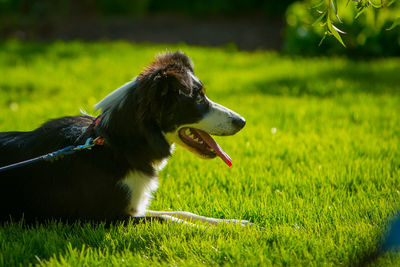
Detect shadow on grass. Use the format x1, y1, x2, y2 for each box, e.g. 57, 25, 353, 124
242, 63, 400, 97
0, 42, 51, 63
0, 41, 101, 64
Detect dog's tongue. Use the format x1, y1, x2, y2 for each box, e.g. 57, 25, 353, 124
195, 129, 232, 167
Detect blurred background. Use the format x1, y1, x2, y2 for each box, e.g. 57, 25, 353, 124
0, 0, 399, 56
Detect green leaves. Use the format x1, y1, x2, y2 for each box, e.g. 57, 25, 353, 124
314, 0, 346, 47
312, 12, 326, 27
328, 20, 346, 47
386, 17, 400, 30
354, 0, 371, 19
331, 0, 342, 22
312, 0, 398, 47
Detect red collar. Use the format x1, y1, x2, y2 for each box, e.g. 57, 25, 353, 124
93, 136, 105, 146
93, 116, 105, 145
93, 115, 102, 130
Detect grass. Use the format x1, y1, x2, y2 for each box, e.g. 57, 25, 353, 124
0, 40, 399, 266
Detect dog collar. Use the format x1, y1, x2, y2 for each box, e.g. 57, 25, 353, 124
92, 116, 105, 145
93, 136, 105, 146
93, 115, 102, 130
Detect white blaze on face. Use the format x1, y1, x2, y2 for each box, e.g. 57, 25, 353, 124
192, 97, 243, 136
189, 72, 201, 85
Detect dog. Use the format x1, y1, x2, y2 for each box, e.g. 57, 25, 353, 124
0, 52, 248, 226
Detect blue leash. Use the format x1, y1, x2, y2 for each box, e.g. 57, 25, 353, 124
0, 137, 103, 173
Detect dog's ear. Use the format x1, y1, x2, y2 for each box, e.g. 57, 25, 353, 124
154, 69, 188, 97
153, 72, 169, 97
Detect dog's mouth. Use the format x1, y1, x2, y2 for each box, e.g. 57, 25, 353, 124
178, 127, 232, 167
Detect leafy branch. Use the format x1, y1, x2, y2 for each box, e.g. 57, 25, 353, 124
312, 0, 398, 46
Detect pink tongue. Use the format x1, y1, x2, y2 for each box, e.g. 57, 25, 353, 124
195, 129, 232, 167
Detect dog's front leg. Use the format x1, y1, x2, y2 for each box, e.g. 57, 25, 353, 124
128, 214, 196, 226
146, 210, 252, 226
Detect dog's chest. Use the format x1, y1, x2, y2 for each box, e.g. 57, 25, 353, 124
118, 156, 170, 217
119, 172, 159, 216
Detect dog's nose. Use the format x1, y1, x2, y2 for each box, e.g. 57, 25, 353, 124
232, 116, 246, 130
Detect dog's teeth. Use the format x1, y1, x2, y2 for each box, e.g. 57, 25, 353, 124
194, 138, 199, 142
190, 134, 195, 138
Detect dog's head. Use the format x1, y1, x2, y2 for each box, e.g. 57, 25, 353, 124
140, 52, 245, 166
95, 52, 245, 166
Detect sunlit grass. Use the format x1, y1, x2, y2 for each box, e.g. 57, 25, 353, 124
0, 41, 399, 266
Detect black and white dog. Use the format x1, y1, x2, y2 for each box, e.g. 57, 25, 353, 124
0, 52, 248, 225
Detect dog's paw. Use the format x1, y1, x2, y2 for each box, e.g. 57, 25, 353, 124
222, 219, 254, 227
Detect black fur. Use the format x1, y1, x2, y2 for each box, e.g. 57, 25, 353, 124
0, 52, 210, 223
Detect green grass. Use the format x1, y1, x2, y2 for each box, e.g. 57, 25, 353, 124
0, 40, 399, 266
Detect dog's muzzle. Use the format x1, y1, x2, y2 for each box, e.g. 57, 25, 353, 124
175, 98, 246, 167
193, 98, 246, 136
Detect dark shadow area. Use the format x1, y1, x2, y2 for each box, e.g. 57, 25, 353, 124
0, 0, 294, 51
0, 40, 105, 62
0, 42, 51, 62
1, 16, 284, 51
242, 63, 400, 97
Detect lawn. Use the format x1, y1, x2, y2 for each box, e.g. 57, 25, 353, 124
0, 40, 399, 266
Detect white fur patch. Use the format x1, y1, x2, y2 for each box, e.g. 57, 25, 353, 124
153, 144, 174, 171
119, 172, 159, 216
